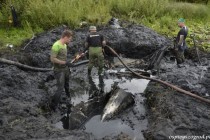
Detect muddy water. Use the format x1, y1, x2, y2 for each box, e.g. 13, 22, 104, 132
85, 115, 134, 139
84, 76, 149, 139
56, 68, 149, 139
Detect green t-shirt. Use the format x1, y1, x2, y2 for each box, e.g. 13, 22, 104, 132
51, 40, 67, 69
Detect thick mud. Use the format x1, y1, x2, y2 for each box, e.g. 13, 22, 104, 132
144, 53, 210, 139
55, 72, 149, 139
1, 23, 210, 140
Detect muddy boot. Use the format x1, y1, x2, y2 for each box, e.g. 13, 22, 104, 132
99, 75, 104, 93
49, 101, 57, 112
66, 91, 71, 98
66, 97, 72, 104
88, 69, 91, 75
66, 101, 72, 110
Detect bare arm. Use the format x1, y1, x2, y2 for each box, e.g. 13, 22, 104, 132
50, 55, 66, 65
178, 35, 184, 46
102, 40, 106, 46
85, 42, 89, 49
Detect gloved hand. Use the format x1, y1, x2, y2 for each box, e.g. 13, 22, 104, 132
66, 61, 75, 67
83, 47, 88, 54
80, 52, 85, 57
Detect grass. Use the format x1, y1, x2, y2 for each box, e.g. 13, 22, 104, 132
0, 0, 209, 50
21, 0, 112, 29
0, 28, 31, 48
0, 26, 43, 50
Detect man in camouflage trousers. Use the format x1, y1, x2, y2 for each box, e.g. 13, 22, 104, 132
85, 26, 106, 76
175, 18, 188, 68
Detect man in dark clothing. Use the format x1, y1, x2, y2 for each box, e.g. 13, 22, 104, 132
175, 18, 188, 67
50, 30, 74, 111
10, 5, 18, 27
85, 26, 106, 76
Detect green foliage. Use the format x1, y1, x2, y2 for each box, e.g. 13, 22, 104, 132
0, 11, 3, 24
1, 0, 176, 29
0, 2, 10, 27
111, 0, 169, 19
172, 0, 208, 4
0, 26, 43, 49
189, 22, 210, 51
0, 0, 209, 51
21, 0, 111, 29
164, 2, 210, 21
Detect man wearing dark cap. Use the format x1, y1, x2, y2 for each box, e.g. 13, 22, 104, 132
175, 18, 188, 67
85, 26, 106, 76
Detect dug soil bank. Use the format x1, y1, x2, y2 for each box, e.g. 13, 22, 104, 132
0, 23, 210, 140
145, 52, 210, 139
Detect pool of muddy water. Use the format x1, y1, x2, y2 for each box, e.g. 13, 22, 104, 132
56, 68, 150, 139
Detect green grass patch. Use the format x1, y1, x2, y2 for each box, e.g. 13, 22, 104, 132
0, 0, 209, 50
0, 26, 43, 49
21, 0, 112, 29
165, 2, 210, 20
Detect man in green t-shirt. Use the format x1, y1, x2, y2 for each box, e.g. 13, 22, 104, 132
50, 30, 73, 111
175, 18, 188, 68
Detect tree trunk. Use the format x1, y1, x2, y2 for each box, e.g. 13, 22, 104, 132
0, 58, 89, 72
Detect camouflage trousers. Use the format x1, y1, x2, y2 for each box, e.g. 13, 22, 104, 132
51, 66, 70, 109
88, 47, 104, 75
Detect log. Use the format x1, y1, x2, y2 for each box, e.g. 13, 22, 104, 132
0, 58, 52, 72
105, 45, 210, 104
0, 58, 89, 72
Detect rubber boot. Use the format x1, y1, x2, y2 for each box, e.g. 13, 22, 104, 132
88, 69, 91, 75
66, 92, 70, 98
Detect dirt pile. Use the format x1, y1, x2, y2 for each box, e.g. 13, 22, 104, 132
144, 53, 210, 139
1, 23, 209, 140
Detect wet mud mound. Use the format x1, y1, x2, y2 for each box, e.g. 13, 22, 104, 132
0, 23, 169, 140
144, 53, 210, 139
12, 24, 171, 68
1, 22, 210, 140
